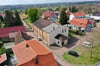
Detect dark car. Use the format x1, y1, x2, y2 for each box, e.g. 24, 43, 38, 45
68, 51, 79, 57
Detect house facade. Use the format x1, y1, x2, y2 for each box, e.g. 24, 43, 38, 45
12, 40, 57, 66
70, 18, 92, 32
32, 19, 68, 47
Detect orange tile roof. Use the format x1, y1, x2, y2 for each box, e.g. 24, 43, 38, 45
70, 18, 89, 28
0, 53, 7, 64
12, 40, 57, 66
72, 12, 86, 16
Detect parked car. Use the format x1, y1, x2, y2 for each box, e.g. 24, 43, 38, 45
82, 42, 92, 48
68, 51, 79, 57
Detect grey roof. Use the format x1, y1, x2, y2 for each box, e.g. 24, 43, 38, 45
42, 23, 60, 33
33, 19, 52, 29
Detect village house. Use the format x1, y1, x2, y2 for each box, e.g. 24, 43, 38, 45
69, 12, 86, 21
42, 11, 59, 22
32, 19, 68, 47
12, 40, 57, 66
70, 18, 92, 32
0, 53, 7, 66
0, 26, 25, 42
86, 12, 100, 21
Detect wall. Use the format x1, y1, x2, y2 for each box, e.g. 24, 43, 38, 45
69, 14, 75, 21
49, 25, 68, 45
32, 25, 49, 45
85, 24, 92, 32
1, 37, 11, 42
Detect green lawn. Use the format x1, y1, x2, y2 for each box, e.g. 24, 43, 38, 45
63, 44, 100, 65
63, 30, 100, 65
24, 18, 32, 28
0, 21, 5, 28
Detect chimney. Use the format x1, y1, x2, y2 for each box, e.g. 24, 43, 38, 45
26, 43, 29, 47
12, 30, 15, 32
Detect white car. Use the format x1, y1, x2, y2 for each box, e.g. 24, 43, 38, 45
82, 42, 92, 48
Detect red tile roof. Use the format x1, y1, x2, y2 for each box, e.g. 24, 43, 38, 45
0, 13, 5, 17
43, 11, 55, 18
0, 26, 25, 38
70, 18, 89, 28
72, 12, 86, 16
12, 40, 57, 66
0, 53, 7, 64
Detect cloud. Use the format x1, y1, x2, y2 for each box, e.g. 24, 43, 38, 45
0, 0, 96, 5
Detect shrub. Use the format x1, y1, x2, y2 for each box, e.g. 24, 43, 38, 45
68, 33, 74, 37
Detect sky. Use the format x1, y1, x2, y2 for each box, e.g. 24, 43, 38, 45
0, 0, 98, 5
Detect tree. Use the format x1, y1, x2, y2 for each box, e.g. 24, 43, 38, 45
28, 8, 41, 23
59, 7, 69, 25
0, 16, 3, 21
4, 10, 16, 27
69, 6, 78, 13
15, 10, 23, 26
4, 10, 23, 27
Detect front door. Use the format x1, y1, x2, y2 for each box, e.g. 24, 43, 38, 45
62, 42, 64, 46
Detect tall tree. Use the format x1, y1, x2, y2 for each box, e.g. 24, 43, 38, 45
69, 6, 78, 13
4, 10, 16, 27
0, 16, 3, 21
15, 10, 23, 26
28, 8, 40, 23
59, 7, 69, 25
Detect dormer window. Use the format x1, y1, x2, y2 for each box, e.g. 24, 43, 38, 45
26, 43, 29, 47
34, 56, 38, 64
80, 23, 82, 25
12, 30, 15, 32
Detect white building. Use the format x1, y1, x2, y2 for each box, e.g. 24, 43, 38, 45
69, 12, 86, 21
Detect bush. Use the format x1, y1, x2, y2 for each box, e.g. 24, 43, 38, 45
69, 29, 78, 33
0, 47, 7, 55
68, 33, 74, 37
69, 29, 85, 36
76, 31, 85, 36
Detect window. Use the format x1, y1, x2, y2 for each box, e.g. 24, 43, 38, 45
65, 28, 66, 32
80, 23, 82, 25
58, 41, 59, 44
34, 56, 38, 64
62, 29, 64, 33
